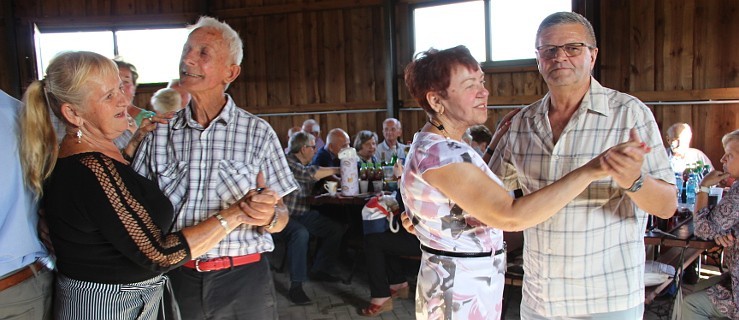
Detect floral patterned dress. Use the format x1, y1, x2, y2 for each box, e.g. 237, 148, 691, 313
401, 132, 507, 320
693, 182, 739, 319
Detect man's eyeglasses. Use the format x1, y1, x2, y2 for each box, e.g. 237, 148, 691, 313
536, 43, 593, 60
305, 145, 316, 149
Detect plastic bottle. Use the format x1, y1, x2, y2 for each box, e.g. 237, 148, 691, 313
686, 173, 698, 206
675, 173, 684, 204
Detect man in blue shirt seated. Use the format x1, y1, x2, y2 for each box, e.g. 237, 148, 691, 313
281, 131, 345, 304
311, 128, 349, 167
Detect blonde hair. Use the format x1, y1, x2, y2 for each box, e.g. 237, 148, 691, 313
150, 88, 182, 113
20, 51, 118, 197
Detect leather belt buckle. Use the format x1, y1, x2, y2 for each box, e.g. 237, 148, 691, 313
194, 259, 204, 272
184, 254, 260, 272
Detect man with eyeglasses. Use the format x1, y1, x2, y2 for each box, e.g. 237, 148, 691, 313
280, 131, 344, 304
489, 12, 676, 319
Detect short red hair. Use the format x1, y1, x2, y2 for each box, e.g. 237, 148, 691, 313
403, 45, 480, 115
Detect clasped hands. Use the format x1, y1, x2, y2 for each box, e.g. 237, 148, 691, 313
223, 171, 282, 228
591, 128, 652, 188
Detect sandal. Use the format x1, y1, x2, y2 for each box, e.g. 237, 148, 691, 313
390, 286, 410, 299
359, 298, 393, 317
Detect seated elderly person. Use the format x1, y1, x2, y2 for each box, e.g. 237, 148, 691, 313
681, 129, 739, 319
355, 130, 379, 165
302, 119, 325, 150
375, 118, 406, 164
360, 184, 421, 316
281, 132, 344, 304
666, 122, 713, 173
311, 128, 349, 167
284, 125, 301, 154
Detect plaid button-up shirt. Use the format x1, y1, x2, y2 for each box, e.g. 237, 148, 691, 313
490, 78, 674, 317
283, 153, 318, 217
132, 95, 298, 259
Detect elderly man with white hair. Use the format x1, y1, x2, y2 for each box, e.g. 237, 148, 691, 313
133, 16, 298, 319
375, 118, 406, 164
666, 122, 713, 174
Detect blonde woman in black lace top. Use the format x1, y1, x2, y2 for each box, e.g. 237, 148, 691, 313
19, 51, 279, 319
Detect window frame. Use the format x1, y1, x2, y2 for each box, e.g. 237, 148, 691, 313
33, 22, 189, 85
409, 0, 575, 70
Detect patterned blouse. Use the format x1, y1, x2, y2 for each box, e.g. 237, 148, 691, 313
694, 182, 739, 319
401, 131, 504, 254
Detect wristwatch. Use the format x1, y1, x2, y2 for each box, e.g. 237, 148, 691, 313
624, 174, 644, 193
265, 212, 279, 230
698, 186, 711, 194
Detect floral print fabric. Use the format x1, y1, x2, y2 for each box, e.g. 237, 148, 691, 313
401, 131, 506, 319
694, 182, 739, 319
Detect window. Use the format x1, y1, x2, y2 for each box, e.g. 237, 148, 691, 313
413, 0, 572, 63
413, 2, 486, 61
34, 27, 190, 84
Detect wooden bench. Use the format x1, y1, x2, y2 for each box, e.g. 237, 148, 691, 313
644, 246, 703, 304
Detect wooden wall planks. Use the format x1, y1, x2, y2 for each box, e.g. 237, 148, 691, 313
1, 0, 738, 160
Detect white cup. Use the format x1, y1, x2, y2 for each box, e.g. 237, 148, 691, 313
359, 180, 369, 194
324, 181, 338, 196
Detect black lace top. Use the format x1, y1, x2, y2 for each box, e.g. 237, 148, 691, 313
44, 152, 191, 284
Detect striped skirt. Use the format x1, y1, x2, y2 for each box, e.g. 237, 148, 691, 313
54, 273, 169, 320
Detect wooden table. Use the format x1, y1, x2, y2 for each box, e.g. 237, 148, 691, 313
643, 215, 719, 304
308, 193, 375, 206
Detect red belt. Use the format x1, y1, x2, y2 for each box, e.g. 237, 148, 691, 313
0, 261, 44, 291
182, 253, 261, 272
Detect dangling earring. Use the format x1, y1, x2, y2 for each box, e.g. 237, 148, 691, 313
76, 129, 82, 144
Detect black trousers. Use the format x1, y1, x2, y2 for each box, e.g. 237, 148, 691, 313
363, 229, 421, 298
168, 258, 277, 320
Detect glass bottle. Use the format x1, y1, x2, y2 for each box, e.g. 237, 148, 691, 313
675, 173, 684, 204
359, 163, 367, 181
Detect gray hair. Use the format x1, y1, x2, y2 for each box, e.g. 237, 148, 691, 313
288, 131, 315, 154
722, 130, 739, 147
536, 12, 597, 48
189, 16, 243, 65
150, 88, 182, 113
383, 117, 401, 128
302, 119, 320, 133
353, 130, 378, 150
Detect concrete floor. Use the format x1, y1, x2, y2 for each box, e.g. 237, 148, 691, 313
267, 245, 714, 320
